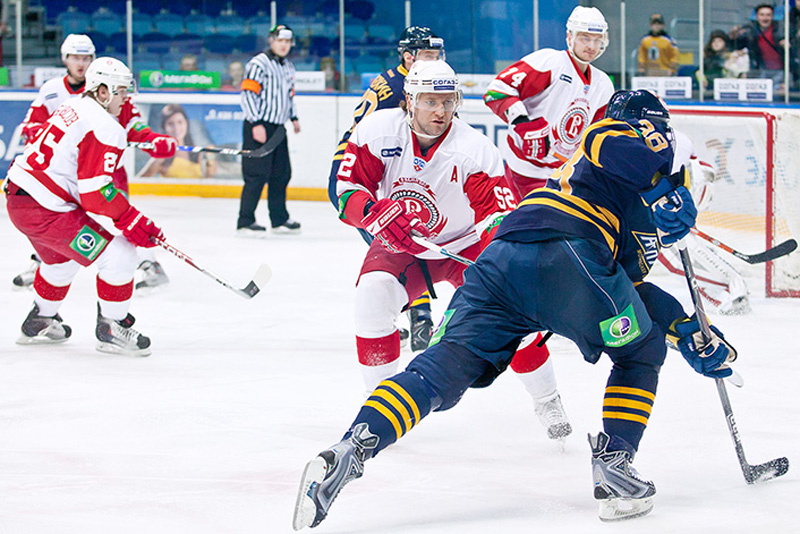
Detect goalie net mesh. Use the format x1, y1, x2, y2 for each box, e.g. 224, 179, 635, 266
670, 107, 800, 298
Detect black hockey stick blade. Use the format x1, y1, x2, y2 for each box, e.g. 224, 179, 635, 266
247, 125, 287, 158
744, 457, 790, 484
738, 238, 797, 264
238, 264, 273, 298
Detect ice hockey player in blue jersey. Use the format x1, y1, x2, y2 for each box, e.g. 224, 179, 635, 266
293, 90, 738, 529
327, 26, 446, 352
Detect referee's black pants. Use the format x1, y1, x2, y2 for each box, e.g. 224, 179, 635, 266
238, 121, 291, 229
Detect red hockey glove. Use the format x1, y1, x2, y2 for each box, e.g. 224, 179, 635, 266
22, 123, 45, 144
143, 135, 178, 158
507, 117, 550, 162
361, 199, 430, 255
115, 206, 164, 248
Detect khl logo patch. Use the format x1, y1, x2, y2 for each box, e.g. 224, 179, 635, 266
413, 157, 426, 172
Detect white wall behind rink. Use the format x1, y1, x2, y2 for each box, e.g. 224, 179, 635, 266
128, 91, 508, 191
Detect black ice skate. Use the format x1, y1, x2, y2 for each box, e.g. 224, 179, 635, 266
135, 260, 169, 292
293, 423, 378, 530
96, 306, 152, 357
535, 393, 573, 442
12, 254, 40, 289
408, 307, 433, 351
16, 303, 72, 345
589, 431, 655, 521
272, 218, 302, 235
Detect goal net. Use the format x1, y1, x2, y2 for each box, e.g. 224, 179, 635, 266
670, 107, 800, 297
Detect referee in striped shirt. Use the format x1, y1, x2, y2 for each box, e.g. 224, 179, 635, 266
237, 24, 302, 236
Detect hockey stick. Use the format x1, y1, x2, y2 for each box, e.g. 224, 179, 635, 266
690, 228, 797, 264
130, 125, 287, 158
677, 240, 789, 484
152, 237, 272, 299
411, 233, 554, 347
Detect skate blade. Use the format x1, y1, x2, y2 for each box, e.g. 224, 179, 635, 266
134, 282, 169, 296
598, 496, 654, 522
96, 341, 152, 357
16, 334, 69, 345
236, 229, 268, 239
293, 457, 327, 531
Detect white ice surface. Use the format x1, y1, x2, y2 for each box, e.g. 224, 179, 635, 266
1, 196, 798, 534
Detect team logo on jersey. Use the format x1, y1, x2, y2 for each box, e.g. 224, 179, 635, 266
632, 231, 660, 270
413, 157, 426, 172
599, 304, 642, 347
558, 107, 590, 145
381, 147, 403, 158
559, 74, 573, 84
100, 183, 117, 201
390, 189, 446, 236
584, 84, 590, 94
69, 226, 108, 261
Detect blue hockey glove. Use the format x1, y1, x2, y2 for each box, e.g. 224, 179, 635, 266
669, 316, 737, 378
641, 167, 698, 246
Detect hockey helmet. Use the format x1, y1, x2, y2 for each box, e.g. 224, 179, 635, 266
269, 24, 295, 44
604, 90, 670, 126
566, 6, 609, 61
61, 34, 96, 62
85, 57, 133, 95
404, 59, 461, 107
398, 26, 445, 59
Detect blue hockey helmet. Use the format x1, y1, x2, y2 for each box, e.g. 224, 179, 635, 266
604, 90, 670, 125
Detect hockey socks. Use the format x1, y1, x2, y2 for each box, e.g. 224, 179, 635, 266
357, 331, 401, 392
346, 371, 434, 457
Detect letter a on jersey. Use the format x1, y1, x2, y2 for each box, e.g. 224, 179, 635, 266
450, 166, 458, 182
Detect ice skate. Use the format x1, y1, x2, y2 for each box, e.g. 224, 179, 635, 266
96, 306, 151, 357
718, 294, 751, 316
12, 254, 40, 289
293, 423, 378, 530
408, 307, 433, 352
236, 223, 267, 238
399, 327, 410, 348
135, 260, 169, 292
16, 303, 72, 345
535, 393, 572, 442
589, 432, 655, 521
272, 218, 302, 234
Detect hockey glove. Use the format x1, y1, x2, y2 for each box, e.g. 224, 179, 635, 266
669, 315, 737, 378
22, 123, 45, 144
641, 167, 697, 246
115, 206, 164, 248
361, 199, 430, 255
507, 117, 550, 163
143, 135, 178, 158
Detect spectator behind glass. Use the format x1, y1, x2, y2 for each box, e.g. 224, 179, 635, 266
701, 30, 733, 88
139, 104, 217, 178
638, 13, 680, 76
319, 56, 340, 91
731, 3, 785, 84
222, 60, 244, 91
179, 54, 199, 71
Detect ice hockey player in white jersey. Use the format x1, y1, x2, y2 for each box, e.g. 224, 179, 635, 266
658, 130, 751, 315
12, 34, 176, 293
5, 57, 164, 356
335, 59, 517, 394
480, 5, 614, 443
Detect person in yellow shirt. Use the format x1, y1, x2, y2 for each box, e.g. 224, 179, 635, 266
638, 14, 679, 76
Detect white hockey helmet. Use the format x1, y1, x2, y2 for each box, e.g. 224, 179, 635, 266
61, 34, 96, 62
85, 57, 133, 97
404, 59, 462, 110
566, 6, 609, 62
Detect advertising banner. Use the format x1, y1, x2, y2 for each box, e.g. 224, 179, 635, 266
714, 78, 773, 102
140, 70, 222, 90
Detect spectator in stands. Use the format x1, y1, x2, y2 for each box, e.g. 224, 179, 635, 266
701, 29, 733, 88
179, 54, 199, 71
139, 104, 216, 178
320, 56, 340, 91
638, 13, 679, 76
731, 3, 785, 84
222, 60, 244, 90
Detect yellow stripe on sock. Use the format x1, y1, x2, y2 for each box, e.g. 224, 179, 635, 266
364, 400, 403, 440
371, 389, 413, 433
603, 410, 650, 426
605, 386, 656, 402
380, 380, 421, 424
410, 294, 431, 307
603, 397, 653, 415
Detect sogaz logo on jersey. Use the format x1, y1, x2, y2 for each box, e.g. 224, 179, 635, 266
599, 304, 642, 347
413, 157, 426, 172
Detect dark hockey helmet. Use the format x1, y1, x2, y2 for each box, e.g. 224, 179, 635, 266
604, 90, 670, 125
398, 26, 445, 58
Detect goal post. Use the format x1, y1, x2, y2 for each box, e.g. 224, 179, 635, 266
670, 106, 800, 298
